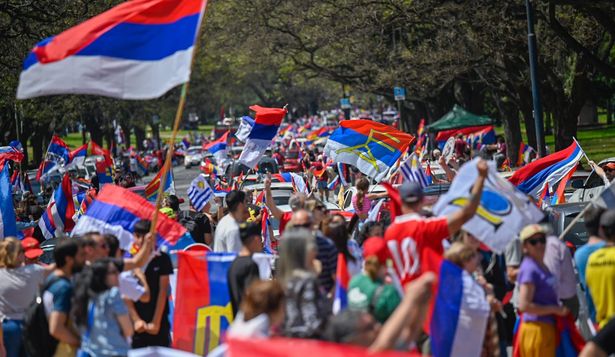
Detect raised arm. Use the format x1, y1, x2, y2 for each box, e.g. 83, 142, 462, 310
446, 159, 488, 236
264, 174, 284, 220
123, 232, 154, 271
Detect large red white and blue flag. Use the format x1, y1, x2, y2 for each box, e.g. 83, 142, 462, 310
324, 120, 414, 182
509, 141, 584, 198
36, 135, 71, 182
17, 0, 207, 100
238, 105, 287, 168
72, 184, 186, 249
173, 251, 235, 355
203, 131, 229, 166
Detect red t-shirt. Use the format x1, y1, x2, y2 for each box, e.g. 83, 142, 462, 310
279, 211, 293, 235
384, 213, 449, 287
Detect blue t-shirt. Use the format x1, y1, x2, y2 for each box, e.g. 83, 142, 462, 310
575, 241, 606, 321
81, 287, 130, 357
43, 275, 72, 316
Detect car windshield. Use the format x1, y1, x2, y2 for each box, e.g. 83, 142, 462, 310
188, 148, 202, 155
563, 214, 588, 244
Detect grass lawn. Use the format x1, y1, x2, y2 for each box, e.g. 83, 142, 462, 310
62, 124, 214, 149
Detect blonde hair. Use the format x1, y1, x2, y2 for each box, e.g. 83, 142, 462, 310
444, 242, 477, 268
0, 238, 24, 269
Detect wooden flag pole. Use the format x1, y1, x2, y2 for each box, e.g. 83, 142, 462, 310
149, 2, 207, 235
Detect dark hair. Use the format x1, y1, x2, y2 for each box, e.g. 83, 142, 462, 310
357, 221, 383, 246
104, 234, 120, 257
325, 221, 355, 262
355, 178, 369, 211
239, 222, 261, 246
133, 219, 151, 235
240, 280, 285, 321
585, 205, 605, 237
325, 310, 367, 343
71, 258, 115, 327
226, 190, 246, 213
54, 239, 79, 268
166, 195, 180, 212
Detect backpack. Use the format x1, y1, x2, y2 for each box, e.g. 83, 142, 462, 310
22, 275, 69, 357
179, 210, 210, 244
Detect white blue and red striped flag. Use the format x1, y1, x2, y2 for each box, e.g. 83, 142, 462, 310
509, 141, 584, 198
0, 165, 17, 239
39, 173, 76, 239
72, 184, 186, 250
17, 0, 206, 100
203, 131, 229, 166
238, 105, 287, 168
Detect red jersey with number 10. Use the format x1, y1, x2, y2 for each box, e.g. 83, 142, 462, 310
384, 213, 449, 287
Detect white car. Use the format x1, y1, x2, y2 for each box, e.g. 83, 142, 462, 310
184, 146, 204, 169
249, 182, 295, 206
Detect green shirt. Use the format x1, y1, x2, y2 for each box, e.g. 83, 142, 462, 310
347, 273, 401, 323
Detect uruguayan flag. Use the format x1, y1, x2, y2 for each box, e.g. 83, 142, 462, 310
187, 174, 213, 212
399, 153, 429, 188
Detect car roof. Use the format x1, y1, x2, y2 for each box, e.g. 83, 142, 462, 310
248, 182, 295, 191
546, 201, 586, 213
187, 146, 202, 150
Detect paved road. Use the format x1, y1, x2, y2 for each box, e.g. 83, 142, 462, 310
171, 165, 198, 204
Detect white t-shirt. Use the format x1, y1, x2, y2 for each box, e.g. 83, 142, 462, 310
0, 264, 46, 320
119, 271, 146, 301
213, 214, 241, 253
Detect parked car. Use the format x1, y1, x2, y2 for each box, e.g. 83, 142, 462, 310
185, 146, 205, 169
545, 202, 588, 247
569, 158, 615, 203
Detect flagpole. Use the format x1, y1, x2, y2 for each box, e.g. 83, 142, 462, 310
149, 4, 207, 235
573, 137, 591, 164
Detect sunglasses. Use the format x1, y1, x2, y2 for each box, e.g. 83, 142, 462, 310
526, 236, 546, 246
294, 222, 313, 229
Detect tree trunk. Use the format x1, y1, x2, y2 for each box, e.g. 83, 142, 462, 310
121, 123, 132, 150
496, 97, 522, 166
134, 126, 146, 151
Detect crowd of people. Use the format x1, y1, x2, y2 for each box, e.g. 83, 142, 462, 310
2, 130, 615, 357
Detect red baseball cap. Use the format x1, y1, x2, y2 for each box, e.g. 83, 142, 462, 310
21, 237, 43, 260
362, 237, 389, 264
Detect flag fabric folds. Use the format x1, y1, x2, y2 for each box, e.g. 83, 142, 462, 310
173, 251, 235, 356
433, 159, 543, 253
187, 174, 213, 212
39, 173, 76, 239
238, 105, 287, 168
37, 135, 70, 181
235, 116, 255, 142
17, 0, 206, 100
0, 146, 24, 171
145, 168, 175, 202
512, 314, 584, 357
399, 153, 430, 188
332, 253, 350, 315
324, 120, 414, 182
203, 131, 229, 165
72, 185, 186, 249
509, 141, 584, 198
0, 165, 17, 239
430, 260, 490, 357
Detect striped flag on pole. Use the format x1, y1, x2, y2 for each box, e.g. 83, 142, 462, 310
399, 153, 430, 188
186, 174, 213, 212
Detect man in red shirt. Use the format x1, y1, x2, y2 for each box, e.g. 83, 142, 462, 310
385, 159, 488, 288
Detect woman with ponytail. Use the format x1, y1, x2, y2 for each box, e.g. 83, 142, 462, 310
71, 258, 133, 357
